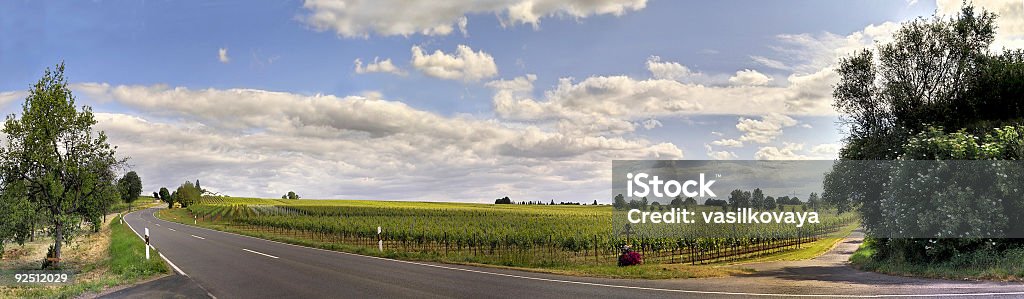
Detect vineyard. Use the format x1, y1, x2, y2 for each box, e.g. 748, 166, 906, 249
175, 197, 857, 267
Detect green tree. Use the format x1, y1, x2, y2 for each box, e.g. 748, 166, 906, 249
764, 196, 776, 211
0, 63, 124, 267
286, 191, 300, 200
117, 171, 143, 212
612, 194, 626, 209
751, 188, 765, 210
175, 181, 201, 208
669, 195, 683, 207
159, 187, 172, 208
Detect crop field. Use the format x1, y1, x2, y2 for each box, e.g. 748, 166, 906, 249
174, 197, 857, 268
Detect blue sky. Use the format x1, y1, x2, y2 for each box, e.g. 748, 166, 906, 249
0, 0, 1017, 202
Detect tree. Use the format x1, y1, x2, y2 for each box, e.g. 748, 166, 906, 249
494, 196, 512, 204
669, 195, 683, 207
152, 192, 159, 199
751, 188, 765, 210
0, 62, 124, 267
549, 199, 555, 205
684, 197, 697, 207
175, 181, 201, 208
117, 171, 143, 212
612, 194, 626, 209
195, 179, 203, 195
159, 187, 172, 208
728, 189, 750, 209
764, 196, 777, 211
285, 191, 300, 200
593, 200, 598, 205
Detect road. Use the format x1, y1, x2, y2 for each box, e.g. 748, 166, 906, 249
112, 208, 1024, 298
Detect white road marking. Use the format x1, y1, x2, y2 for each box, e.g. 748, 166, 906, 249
168, 228, 176, 232
191, 235, 205, 240
242, 248, 279, 259
123, 211, 187, 277
155, 223, 161, 227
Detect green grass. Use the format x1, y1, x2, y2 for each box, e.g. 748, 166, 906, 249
1, 216, 168, 299
849, 238, 1024, 281
715, 221, 859, 265
109, 217, 169, 279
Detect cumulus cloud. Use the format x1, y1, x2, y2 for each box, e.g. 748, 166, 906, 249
710, 138, 743, 148
705, 144, 738, 160
68, 83, 680, 202
646, 56, 697, 81
640, 119, 662, 130
411, 45, 498, 82
728, 69, 772, 86
937, 0, 1024, 50
354, 57, 406, 75
754, 142, 841, 160
218, 48, 230, 63
736, 113, 798, 144
299, 0, 647, 37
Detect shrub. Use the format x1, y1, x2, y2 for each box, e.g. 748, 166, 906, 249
618, 246, 643, 266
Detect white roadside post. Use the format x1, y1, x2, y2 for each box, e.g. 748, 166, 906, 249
194, 215, 197, 225
145, 227, 150, 260
377, 226, 383, 252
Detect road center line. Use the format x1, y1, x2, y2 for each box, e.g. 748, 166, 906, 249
242, 248, 279, 259
168, 228, 176, 232
191, 235, 205, 240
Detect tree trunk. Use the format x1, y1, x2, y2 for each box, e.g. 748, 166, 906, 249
52, 220, 63, 268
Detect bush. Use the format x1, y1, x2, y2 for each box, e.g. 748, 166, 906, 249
617, 246, 643, 266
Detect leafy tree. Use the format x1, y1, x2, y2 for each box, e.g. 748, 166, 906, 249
764, 196, 776, 211
592, 200, 598, 205
152, 191, 159, 199
728, 189, 750, 209
494, 196, 512, 204
751, 188, 765, 210
669, 195, 683, 207
159, 187, 172, 208
684, 197, 697, 207
117, 171, 143, 212
175, 181, 201, 208
612, 194, 626, 209
286, 191, 300, 200
0, 62, 124, 267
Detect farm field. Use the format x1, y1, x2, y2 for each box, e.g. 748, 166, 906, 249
156, 196, 857, 278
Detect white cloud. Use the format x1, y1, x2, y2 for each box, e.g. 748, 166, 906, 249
736, 113, 798, 144
218, 48, 230, 64
69, 83, 681, 202
354, 57, 407, 75
411, 45, 498, 82
640, 118, 662, 130
705, 144, 738, 160
728, 69, 772, 86
754, 142, 808, 160
710, 138, 743, 148
458, 16, 469, 37
299, 0, 647, 37
486, 74, 537, 95
646, 56, 697, 81
0, 91, 26, 108
937, 0, 1024, 50
809, 143, 841, 156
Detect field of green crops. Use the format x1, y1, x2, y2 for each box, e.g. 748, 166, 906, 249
173, 196, 856, 268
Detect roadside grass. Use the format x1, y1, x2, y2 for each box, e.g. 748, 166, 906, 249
160, 208, 851, 279
850, 238, 1024, 281
0, 215, 168, 298
109, 216, 169, 280
713, 221, 860, 266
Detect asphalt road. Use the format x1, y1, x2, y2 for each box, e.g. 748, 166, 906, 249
114, 208, 1024, 299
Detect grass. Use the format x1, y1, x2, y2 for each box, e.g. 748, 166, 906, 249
109, 217, 169, 279
849, 238, 1024, 281
0, 215, 168, 298
714, 221, 860, 265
